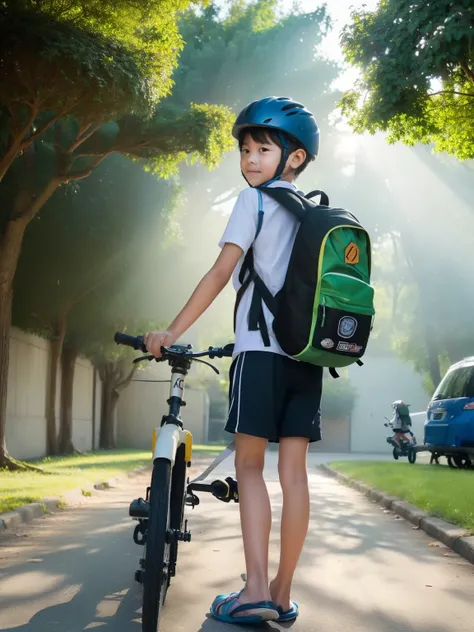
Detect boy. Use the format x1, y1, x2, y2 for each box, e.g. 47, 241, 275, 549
145, 97, 322, 624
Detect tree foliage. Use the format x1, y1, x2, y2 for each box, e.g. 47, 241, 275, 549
0, 3, 234, 466
12, 154, 177, 335
3, 0, 196, 97
340, 0, 474, 160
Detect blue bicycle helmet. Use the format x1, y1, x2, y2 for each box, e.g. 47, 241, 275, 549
232, 96, 319, 159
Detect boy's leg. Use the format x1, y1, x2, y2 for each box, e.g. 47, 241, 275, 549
234, 433, 272, 604
219, 351, 286, 611
270, 359, 322, 612
270, 437, 310, 611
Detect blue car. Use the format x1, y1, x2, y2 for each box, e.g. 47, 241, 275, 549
425, 357, 474, 468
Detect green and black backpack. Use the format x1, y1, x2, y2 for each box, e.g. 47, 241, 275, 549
234, 186, 375, 377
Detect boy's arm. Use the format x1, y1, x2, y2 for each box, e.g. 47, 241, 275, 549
145, 242, 243, 357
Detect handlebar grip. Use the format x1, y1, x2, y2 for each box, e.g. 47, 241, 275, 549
114, 332, 147, 352
221, 343, 234, 358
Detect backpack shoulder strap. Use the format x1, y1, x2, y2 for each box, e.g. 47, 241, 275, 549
255, 189, 264, 238
258, 186, 330, 219
306, 189, 329, 206
257, 186, 308, 221
233, 189, 275, 347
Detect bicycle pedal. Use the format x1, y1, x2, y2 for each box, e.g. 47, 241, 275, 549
167, 528, 192, 543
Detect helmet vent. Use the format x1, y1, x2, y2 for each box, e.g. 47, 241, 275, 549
282, 102, 303, 111
263, 117, 272, 123
285, 111, 298, 116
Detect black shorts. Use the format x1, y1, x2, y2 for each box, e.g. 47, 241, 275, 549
225, 351, 323, 443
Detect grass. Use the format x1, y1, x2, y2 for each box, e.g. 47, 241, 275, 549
329, 461, 474, 533
192, 444, 227, 457
0, 445, 226, 514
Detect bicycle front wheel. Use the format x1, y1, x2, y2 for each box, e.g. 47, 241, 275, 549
142, 458, 171, 632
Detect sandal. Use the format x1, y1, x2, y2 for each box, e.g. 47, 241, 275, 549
277, 600, 299, 622
210, 591, 279, 624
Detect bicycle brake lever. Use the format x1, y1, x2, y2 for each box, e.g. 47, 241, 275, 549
133, 355, 156, 364
193, 358, 219, 374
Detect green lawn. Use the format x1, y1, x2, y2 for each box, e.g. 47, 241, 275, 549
0, 445, 225, 514
329, 461, 474, 533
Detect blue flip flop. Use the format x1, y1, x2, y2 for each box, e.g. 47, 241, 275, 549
210, 591, 279, 624
277, 600, 299, 622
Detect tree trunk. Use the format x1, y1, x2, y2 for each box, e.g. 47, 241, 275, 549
0, 215, 30, 469
0, 112, 37, 182
100, 376, 118, 449
45, 312, 68, 455
98, 362, 137, 450
0, 284, 12, 468
58, 345, 78, 455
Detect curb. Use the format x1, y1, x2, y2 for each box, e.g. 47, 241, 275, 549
319, 463, 474, 565
0, 464, 149, 533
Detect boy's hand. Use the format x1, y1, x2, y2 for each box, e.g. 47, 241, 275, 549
144, 330, 176, 359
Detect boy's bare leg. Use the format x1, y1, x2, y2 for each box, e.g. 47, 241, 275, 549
270, 437, 310, 611
234, 433, 273, 604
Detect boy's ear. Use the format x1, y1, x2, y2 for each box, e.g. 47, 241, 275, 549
288, 148, 307, 169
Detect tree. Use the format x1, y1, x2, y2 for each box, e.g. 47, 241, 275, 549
12, 153, 177, 454
66, 279, 173, 450
340, 0, 474, 160
0, 7, 233, 468
3, 0, 195, 98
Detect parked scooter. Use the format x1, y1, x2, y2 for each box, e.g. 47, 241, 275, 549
384, 418, 417, 464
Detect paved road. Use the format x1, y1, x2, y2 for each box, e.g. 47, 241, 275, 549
0, 452, 472, 632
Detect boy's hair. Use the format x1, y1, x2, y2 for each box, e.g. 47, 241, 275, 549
238, 127, 312, 177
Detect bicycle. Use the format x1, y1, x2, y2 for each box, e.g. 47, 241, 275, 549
114, 332, 239, 632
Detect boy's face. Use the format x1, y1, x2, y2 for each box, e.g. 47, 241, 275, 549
240, 132, 283, 187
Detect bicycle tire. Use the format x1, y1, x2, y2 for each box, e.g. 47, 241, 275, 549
169, 444, 187, 584
142, 458, 171, 632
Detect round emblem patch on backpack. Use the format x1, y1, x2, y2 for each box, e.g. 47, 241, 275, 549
338, 316, 358, 339
321, 338, 334, 349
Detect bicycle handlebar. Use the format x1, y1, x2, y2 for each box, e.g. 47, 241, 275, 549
114, 332, 148, 352
114, 332, 234, 360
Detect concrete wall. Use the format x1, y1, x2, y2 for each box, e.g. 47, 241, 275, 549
6, 328, 98, 460
348, 351, 429, 453
311, 418, 350, 453
5, 329, 429, 458
117, 362, 210, 450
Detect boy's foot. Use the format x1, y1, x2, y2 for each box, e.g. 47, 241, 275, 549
269, 579, 291, 612
277, 600, 299, 622
210, 591, 279, 624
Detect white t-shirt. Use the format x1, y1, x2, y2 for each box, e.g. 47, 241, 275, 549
219, 180, 302, 358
